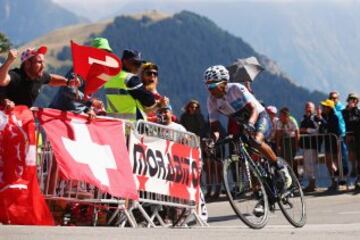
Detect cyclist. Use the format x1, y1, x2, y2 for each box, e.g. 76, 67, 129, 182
204, 65, 292, 190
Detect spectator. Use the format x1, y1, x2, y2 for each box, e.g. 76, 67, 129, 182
180, 99, 207, 138
275, 107, 300, 176
0, 98, 14, 112
155, 104, 208, 224
0, 47, 80, 107
139, 62, 169, 122
342, 93, 360, 189
103, 49, 157, 121
329, 91, 349, 178
49, 38, 109, 117
156, 105, 185, 132
299, 102, 322, 192
320, 99, 341, 191
266, 105, 278, 152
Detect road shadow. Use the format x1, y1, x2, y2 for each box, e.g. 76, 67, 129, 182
205, 195, 228, 203
304, 188, 357, 197
208, 214, 240, 223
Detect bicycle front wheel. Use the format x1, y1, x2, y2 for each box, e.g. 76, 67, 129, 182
222, 156, 269, 229
277, 160, 306, 227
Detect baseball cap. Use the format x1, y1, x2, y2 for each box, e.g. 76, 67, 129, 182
21, 46, 47, 63
157, 104, 172, 112
122, 49, 144, 62
266, 105, 278, 115
320, 99, 335, 109
91, 37, 112, 52
347, 93, 359, 102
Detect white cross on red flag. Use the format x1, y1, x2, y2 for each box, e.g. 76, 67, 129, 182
36, 108, 138, 200
70, 41, 122, 96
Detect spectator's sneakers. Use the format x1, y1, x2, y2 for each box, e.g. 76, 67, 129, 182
327, 179, 339, 192
338, 179, 347, 186
354, 178, 360, 191
303, 179, 316, 192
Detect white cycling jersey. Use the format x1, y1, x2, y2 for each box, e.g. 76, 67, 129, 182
207, 83, 265, 123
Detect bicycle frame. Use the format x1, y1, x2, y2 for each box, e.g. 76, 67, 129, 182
231, 139, 280, 205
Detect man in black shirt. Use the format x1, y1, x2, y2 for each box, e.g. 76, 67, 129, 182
0, 46, 80, 107
342, 93, 360, 189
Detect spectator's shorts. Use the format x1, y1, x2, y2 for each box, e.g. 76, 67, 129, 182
255, 111, 272, 140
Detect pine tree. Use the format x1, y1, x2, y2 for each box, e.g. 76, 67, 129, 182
0, 32, 11, 53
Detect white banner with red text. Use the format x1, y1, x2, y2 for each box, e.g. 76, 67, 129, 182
128, 131, 202, 203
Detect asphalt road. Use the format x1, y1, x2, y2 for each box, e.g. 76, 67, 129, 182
1, 191, 360, 240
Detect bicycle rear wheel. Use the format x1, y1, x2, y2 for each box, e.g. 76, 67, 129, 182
222, 156, 269, 229
277, 160, 306, 227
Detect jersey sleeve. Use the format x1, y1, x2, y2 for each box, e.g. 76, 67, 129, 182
228, 84, 256, 112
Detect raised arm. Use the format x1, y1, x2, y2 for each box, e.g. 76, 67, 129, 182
0, 49, 17, 87
48, 73, 80, 87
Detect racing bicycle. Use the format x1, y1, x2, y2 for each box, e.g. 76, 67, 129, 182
203, 125, 306, 229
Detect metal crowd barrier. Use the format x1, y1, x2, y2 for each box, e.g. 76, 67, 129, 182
35, 113, 135, 227
200, 132, 346, 197
132, 120, 208, 227
277, 133, 348, 189
135, 120, 199, 148
35, 112, 207, 227
200, 139, 223, 200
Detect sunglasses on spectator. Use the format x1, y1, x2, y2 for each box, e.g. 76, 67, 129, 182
144, 71, 158, 77
189, 105, 199, 109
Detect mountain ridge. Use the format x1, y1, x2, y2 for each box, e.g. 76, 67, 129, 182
23, 10, 325, 119
0, 0, 87, 45
110, 0, 360, 98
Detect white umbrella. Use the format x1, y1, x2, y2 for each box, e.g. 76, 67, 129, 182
227, 56, 264, 83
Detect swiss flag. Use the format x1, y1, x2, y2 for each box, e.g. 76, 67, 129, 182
71, 41, 122, 95
0, 106, 54, 225
36, 108, 138, 200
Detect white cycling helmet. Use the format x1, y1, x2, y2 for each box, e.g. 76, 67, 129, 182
203, 65, 230, 84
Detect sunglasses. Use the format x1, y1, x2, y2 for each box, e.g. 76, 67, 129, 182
207, 82, 222, 90
144, 71, 158, 77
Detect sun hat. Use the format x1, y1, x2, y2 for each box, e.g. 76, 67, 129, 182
91, 37, 112, 52
266, 105, 278, 115
346, 93, 359, 102
320, 99, 335, 109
